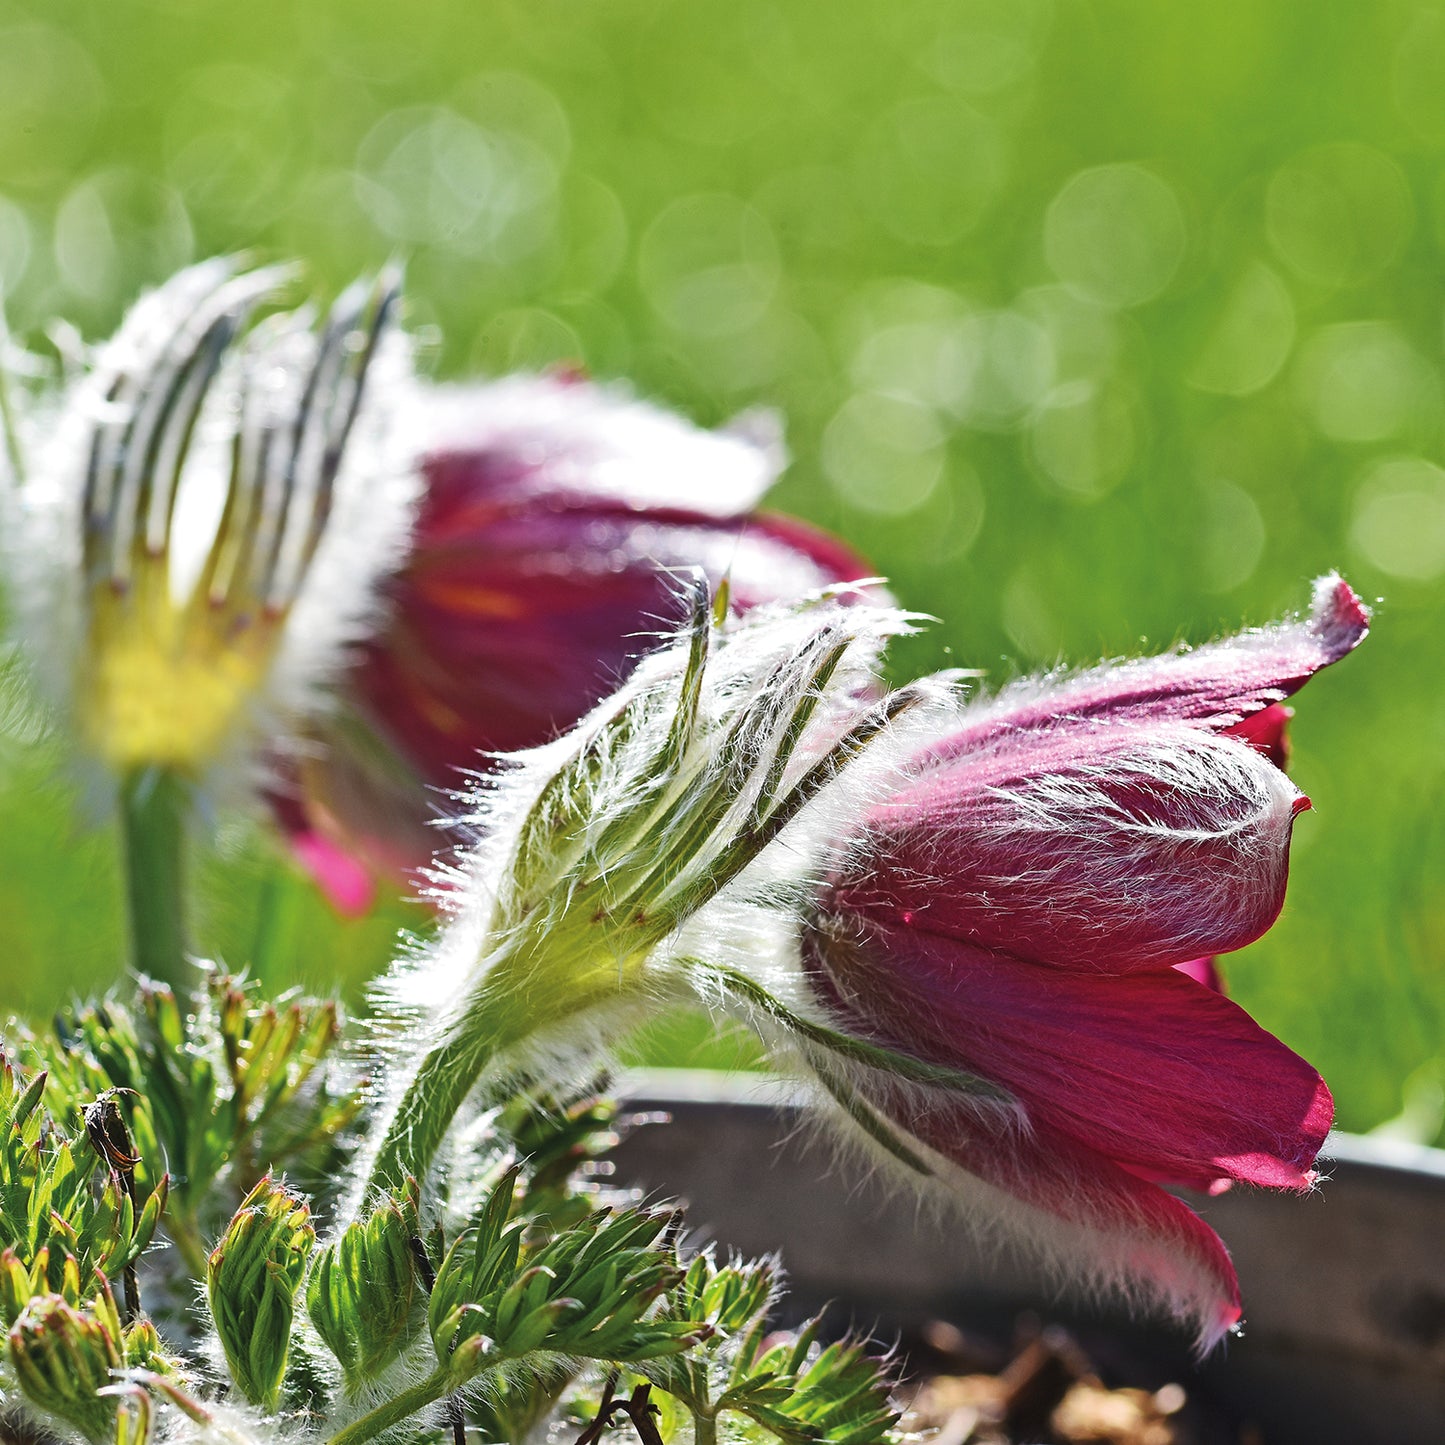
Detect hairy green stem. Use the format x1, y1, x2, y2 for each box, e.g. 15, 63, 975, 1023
363, 928, 647, 1200
326, 1370, 452, 1445
119, 767, 192, 989
363, 997, 511, 1200
691, 1410, 718, 1445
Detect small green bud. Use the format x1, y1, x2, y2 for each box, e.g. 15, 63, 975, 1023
0, 1247, 32, 1325
122, 1316, 167, 1372
7, 1292, 125, 1444
0, 1246, 102, 1327
12, 1067, 49, 1130
306, 1197, 418, 1390
206, 1175, 315, 1411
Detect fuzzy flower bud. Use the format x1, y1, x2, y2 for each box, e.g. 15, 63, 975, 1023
8, 1289, 126, 1444
362, 582, 919, 1196
425, 1167, 697, 1373
306, 1194, 419, 1392
206, 1175, 315, 1411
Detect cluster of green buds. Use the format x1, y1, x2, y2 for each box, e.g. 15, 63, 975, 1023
23, 974, 357, 1277
306, 1166, 706, 1445
0, 1058, 176, 1445
1, 982, 906, 1445
0, 1060, 168, 1327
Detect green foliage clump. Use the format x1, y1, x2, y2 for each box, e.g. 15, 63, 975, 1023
0, 982, 906, 1445
16, 974, 359, 1276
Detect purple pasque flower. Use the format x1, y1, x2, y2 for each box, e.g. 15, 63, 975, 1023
280, 373, 877, 911
799, 575, 1369, 1348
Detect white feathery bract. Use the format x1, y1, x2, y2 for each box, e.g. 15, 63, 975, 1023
416, 373, 786, 515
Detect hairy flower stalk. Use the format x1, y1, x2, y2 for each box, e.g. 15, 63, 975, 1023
6, 261, 418, 983
361, 581, 927, 1198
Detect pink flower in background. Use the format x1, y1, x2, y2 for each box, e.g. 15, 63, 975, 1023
801, 575, 1369, 1347
282, 375, 875, 910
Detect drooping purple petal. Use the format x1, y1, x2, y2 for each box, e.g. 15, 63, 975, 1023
833, 726, 1307, 973
806, 919, 1332, 1197
898, 1089, 1247, 1349
785, 574, 1361, 1346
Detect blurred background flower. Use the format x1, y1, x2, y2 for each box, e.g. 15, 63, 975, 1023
0, 0, 1435, 1138
273, 373, 872, 914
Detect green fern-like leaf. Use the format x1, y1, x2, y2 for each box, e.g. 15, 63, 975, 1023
0, 1057, 167, 1324
429, 1167, 704, 1380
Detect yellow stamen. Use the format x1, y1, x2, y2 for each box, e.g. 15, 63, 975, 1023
80, 575, 280, 773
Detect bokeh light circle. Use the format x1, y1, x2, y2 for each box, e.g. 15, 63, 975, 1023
822, 392, 946, 515
1350, 456, 1445, 581
1043, 163, 1186, 308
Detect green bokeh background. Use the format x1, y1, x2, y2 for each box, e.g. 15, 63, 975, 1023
1, 0, 1442, 1136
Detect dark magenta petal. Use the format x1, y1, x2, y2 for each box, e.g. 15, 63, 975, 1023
358, 497, 875, 777
274, 376, 878, 900
899, 1089, 1244, 1347
925, 575, 1368, 767
356, 378, 876, 778
833, 726, 1306, 972
1225, 701, 1291, 769
806, 919, 1332, 1196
